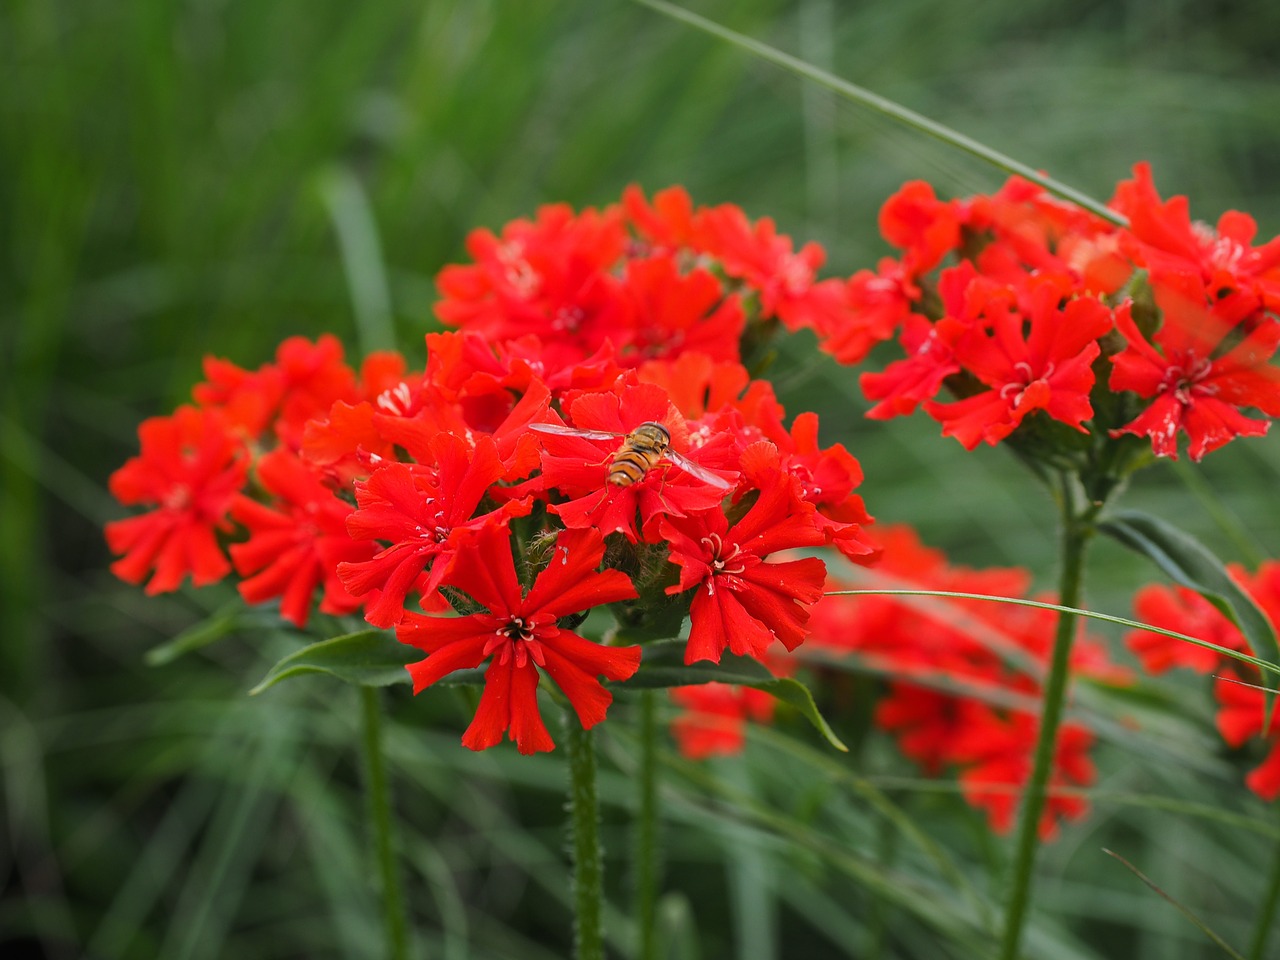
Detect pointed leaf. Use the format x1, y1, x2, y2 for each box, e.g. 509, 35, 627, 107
1100, 508, 1280, 721
434, 667, 488, 687
622, 643, 847, 751
753, 677, 848, 753
250, 629, 417, 694
623, 646, 776, 689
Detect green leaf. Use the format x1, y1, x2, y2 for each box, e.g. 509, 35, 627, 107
753, 677, 848, 753
1100, 509, 1280, 720
623, 646, 776, 689
249, 629, 417, 694
144, 605, 241, 666
624, 644, 847, 752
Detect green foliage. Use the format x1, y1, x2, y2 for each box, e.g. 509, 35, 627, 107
249, 629, 419, 694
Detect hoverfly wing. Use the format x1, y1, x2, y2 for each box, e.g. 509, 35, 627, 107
665, 449, 735, 491
529, 422, 624, 442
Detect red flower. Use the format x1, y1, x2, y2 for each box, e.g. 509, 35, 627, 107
395, 524, 640, 754
435, 203, 629, 353
953, 714, 1095, 841
662, 443, 826, 663
1214, 676, 1280, 802
693, 202, 829, 331
620, 255, 744, 363
538, 381, 735, 541
858, 263, 978, 420
1109, 274, 1280, 460
746, 409, 878, 563
669, 683, 775, 760
1125, 581, 1242, 675
925, 280, 1114, 448
1128, 562, 1280, 801
817, 259, 921, 366
1112, 162, 1280, 311
106, 406, 247, 594
623, 184, 698, 252
878, 180, 962, 274
805, 524, 1116, 837
194, 335, 358, 448
636, 354, 754, 421
228, 449, 374, 627
337, 433, 522, 627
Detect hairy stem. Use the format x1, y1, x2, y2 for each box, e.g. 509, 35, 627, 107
568, 716, 604, 960
998, 485, 1098, 959
360, 686, 411, 960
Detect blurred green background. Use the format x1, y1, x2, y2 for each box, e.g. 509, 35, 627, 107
6, 1, 1280, 957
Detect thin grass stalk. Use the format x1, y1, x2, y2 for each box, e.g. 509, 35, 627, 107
360, 686, 411, 960
628, 0, 1124, 225
568, 716, 604, 960
635, 690, 660, 960
998, 480, 1098, 959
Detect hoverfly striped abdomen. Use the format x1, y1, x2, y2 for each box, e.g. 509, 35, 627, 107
608, 421, 672, 487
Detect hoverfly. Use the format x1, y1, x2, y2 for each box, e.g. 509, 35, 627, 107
530, 420, 734, 490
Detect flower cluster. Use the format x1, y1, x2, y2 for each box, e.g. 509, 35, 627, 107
1126, 563, 1280, 800
106, 189, 876, 754
817, 167, 1280, 465
668, 525, 1127, 839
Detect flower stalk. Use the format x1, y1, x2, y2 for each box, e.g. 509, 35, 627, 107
360, 686, 412, 960
568, 714, 604, 960
635, 690, 660, 960
998, 477, 1099, 959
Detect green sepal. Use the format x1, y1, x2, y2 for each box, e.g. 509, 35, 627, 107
249, 629, 417, 694
622, 643, 848, 752
1100, 508, 1280, 721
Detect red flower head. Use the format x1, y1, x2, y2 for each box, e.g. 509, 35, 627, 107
395, 523, 641, 754
195, 335, 358, 448
229, 448, 374, 627
1112, 162, 1280, 312
661, 443, 827, 664
1215, 675, 1280, 802
859, 262, 977, 420
669, 683, 776, 760
1125, 581, 1244, 675
878, 180, 963, 274
537, 380, 737, 541
106, 406, 248, 594
620, 255, 745, 363
692, 202, 829, 332
924, 279, 1115, 449
1109, 274, 1280, 460
337, 432, 526, 627
954, 714, 1095, 840
623, 184, 698, 253
817, 258, 922, 366
435, 203, 629, 356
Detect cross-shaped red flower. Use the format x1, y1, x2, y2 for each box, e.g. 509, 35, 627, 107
396, 523, 641, 754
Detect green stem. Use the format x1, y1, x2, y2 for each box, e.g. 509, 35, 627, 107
998, 483, 1097, 960
360, 686, 411, 960
568, 716, 604, 960
1247, 815, 1280, 960
635, 691, 660, 960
